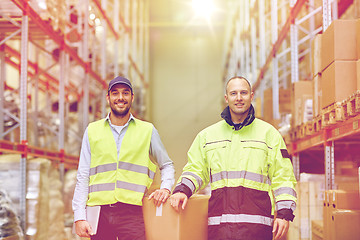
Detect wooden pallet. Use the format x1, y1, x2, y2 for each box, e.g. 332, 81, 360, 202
289, 92, 360, 140
321, 102, 345, 127
312, 115, 322, 132
345, 91, 360, 118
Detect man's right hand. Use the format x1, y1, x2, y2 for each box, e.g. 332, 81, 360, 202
75, 220, 94, 238
169, 192, 188, 212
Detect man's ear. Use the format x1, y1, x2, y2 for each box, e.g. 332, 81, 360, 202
224, 94, 228, 104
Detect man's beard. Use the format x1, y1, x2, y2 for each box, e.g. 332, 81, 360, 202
110, 101, 131, 117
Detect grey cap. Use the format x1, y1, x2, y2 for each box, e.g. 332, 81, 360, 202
108, 76, 133, 92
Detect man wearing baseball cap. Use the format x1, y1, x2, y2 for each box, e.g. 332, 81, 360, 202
73, 76, 175, 239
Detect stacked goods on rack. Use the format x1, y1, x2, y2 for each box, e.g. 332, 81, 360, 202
287, 172, 360, 240
261, 88, 292, 129
0, 154, 65, 240
323, 190, 360, 239
287, 173, 325, 240
291, 19, 360, 140
0, 190, 24, 240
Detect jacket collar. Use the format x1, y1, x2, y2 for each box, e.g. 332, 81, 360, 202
221, 104, 255, 130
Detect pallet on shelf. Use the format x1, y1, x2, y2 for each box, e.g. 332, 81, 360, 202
321, 102, 345, 128
312, 115, 322, 133
345, 91, 360, 118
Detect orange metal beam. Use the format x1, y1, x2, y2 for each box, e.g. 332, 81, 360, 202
0, 139, 79, 169
10, 0, 107, 90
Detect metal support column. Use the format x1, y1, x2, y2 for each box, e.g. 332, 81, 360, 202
101, 0, 108, 118
114, 0, 120, 76
33, 49, 39, 146
258, 0, 266, 117
132, 0, 138, 82
83, 0, 90, 130
0, 45, 5, 138
325, 140, 335, 190
244, 0, 250, 78
124, 0, 130, 76
292, 154, 300, 181
271, 0, 280, 120
290, 0, 299, 84
19, 13, 29, 231
322, 0, 332, 32
250, 17, 257, 85
144, 0, 150, 120
59, 50, 66, 183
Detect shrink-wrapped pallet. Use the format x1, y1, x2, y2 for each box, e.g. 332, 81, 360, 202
0, 190, 24, 240
0, 154, 66, 240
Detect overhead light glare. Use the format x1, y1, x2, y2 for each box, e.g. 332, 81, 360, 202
192, 0, 215, 19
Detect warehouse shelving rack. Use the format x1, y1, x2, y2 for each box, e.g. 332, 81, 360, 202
222, 0, 359, 192
0, 0, 149, 230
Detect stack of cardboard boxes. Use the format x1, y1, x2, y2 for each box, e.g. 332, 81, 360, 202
290, 19, 360, 130
311, 19, 360, 121
322, 190, 360, 239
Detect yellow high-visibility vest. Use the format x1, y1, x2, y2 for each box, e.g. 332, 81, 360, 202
87, 118, 156, 206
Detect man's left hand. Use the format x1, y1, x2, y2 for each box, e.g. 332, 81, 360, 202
148, 188, 171, 207
272, 218, 289, 240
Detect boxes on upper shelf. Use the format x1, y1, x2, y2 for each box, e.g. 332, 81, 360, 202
321, 60, 357, 109
321, 19, 358, 72
291, 81, 313, 127
357, 19, 360, 59
311, 34, 322, 77
313, 74, 322, 118
357, 59, 360, 89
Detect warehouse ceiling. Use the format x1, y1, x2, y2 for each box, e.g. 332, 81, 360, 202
149, 0, 227, 29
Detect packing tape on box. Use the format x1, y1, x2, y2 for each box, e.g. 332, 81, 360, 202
156, 204, 163, 216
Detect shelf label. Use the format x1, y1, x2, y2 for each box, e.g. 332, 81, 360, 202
353, 120, 359, 130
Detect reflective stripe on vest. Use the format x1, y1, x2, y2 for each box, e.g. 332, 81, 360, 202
88, 180, 149, 194
273, 187, 297, 198
211, 170, 271, 185
208, 214, 274, 227
181, 171, 203, 190
89, 162, 156, 180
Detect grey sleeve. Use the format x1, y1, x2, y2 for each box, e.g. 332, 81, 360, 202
150, 126, 175, 191
72, 127, 91, 222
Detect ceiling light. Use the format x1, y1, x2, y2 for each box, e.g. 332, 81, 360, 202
192, 0, 215, 19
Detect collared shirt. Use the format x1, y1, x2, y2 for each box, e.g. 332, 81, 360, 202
72, 113, 175, 222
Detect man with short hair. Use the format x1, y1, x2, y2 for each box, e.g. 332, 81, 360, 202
170, 76, 297, 240
73, 76, 175, 240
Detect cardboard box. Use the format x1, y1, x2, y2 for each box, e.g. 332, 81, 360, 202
321, 61, 357, 109
291, 81, 313, 127
313, 74, 322, 117
143, 194, 210, 240
321, 19, 358, 71
328, 190, 360, 210
330, 210, 360, 239
311, 34, 322, 77
357, 60, 360, 90
357, 19, 360, 59
263, 88, 291, 117
323, 190, 332, 240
